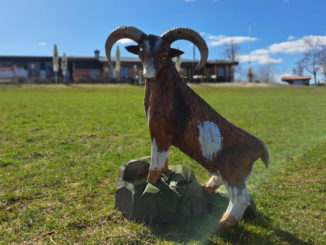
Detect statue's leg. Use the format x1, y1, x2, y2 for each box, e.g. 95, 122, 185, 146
163, 156, 169, 172
203, 171, 223, 193
147, 138, 169, 183
218, 183, 250, 228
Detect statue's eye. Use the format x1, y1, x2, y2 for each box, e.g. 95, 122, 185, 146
161, 56, 168, 61
139, 48, 144, 52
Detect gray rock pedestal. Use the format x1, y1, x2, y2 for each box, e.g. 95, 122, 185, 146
115, 157, 256, 225
115, 157, 150, 220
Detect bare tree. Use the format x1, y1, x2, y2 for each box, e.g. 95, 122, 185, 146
318, 46, 326, 83
296, 60, 304, 76
255, 63, 276, 83
224, 39, 239, 61
299, 37, 323, 85
223, 40, 240, 82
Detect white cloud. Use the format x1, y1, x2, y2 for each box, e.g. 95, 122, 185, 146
37, 42, 48, 46
200, 32, 209, 37
251, 49, 270, 55
237, 35, 326, 65
238, 53, 282, 64
274, 72, 289, 84
287, 35, 296, 41
268, 39, 306, 53
268, 35, 326, 54
117, 38, 135, 45
207, 34, 258, 47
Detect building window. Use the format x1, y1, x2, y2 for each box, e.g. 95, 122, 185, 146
89, 70, 99, 79
45, 62, 53, 77
218, 66, 224, 77
27, 62, 40, 78
121, 67, 128, 78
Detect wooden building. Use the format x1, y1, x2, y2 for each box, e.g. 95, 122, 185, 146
281, 76, 311, 86
0, 54, 238, 83
179, 59, 238, 82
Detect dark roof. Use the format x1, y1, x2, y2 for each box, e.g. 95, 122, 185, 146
68, 57, 102, 69
180, 58, 238, 65
0, 55, 53, 62
0, 55, 101, 62
99, 57, 140, 66
180, 59, 238, 67
100, 57, 238, 65
0, 55, 238, 68
0, 56, 102, 69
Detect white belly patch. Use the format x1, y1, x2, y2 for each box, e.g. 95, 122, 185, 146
197, 121, 223, 160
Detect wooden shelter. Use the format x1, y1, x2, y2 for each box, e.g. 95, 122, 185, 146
281, 76, 311, 86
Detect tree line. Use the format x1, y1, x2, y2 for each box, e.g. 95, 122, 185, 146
224, 37, 326, 84
294, 38, 326, 85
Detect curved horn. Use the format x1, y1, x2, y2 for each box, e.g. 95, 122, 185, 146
161, 28, 208, 70
105, 26, 145, 68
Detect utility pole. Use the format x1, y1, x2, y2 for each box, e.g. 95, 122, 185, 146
192, 44, 196, 79
247, 23, 253, 82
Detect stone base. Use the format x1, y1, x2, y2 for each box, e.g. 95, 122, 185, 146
115, 157, 256, 225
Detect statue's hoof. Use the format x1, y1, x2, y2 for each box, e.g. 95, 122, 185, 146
218, 215, 238, 229
147, 168, 162, 183
202, 184, 219, 193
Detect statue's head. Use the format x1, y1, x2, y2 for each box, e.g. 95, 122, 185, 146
105, 26, 208, 80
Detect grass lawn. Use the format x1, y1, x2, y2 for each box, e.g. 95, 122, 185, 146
0, 84, 325, 244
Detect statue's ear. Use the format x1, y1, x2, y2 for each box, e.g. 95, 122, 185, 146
125, 45, 139, 55
169, 48, 184, 58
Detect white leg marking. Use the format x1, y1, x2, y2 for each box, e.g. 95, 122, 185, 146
150, 138, 168, 170
224, 181, 250, 221
207, 171, 223, 188
197, 121, 223, 160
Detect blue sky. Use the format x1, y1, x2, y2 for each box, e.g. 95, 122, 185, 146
1, 0, 325, 80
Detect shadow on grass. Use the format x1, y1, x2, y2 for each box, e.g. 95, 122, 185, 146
149, 193, 310, 245
209, 213, 312, 245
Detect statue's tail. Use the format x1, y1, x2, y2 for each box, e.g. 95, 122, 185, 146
260, 143, 269, 168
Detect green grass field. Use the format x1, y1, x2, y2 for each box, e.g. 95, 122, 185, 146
0, 84, 325, 244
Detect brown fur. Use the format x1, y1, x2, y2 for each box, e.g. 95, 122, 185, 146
147, 168, 162, 183
111, 28, 268, 228
219, 214, 239, 228
145, 61, 269, 187
203, 183, 220, 194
